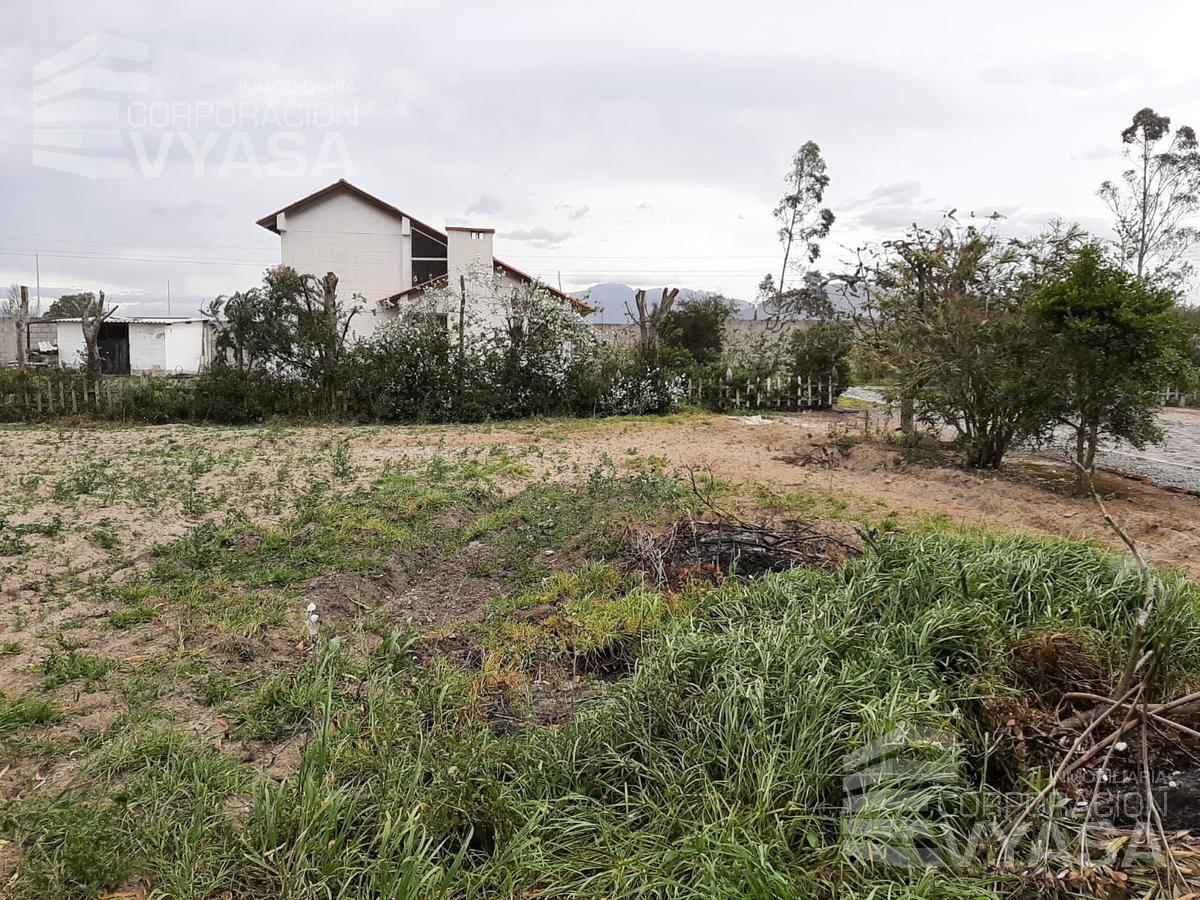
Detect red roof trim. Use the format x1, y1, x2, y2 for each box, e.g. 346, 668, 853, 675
378, 267, 592, 313
380, 274, 450, 304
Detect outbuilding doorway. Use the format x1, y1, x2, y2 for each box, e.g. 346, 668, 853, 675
97, 322, 130, 375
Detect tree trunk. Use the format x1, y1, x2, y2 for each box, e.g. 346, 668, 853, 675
967, 432, 1008, 470
899, 398, 915, 437
80, 290, 115, 378
627, 287, 679, 366
15, 286, 28, 370
1073, 421, 1101, 494
321, 272, 339, 413
1073, 426, 1090, 494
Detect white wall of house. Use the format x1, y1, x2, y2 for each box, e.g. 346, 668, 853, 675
276, 191, 409, 343
163, 321, 211, 373
129, 323, 165, 370
445, 228, 508, 331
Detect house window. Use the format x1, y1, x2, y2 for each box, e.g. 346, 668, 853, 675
411, 227, 448, 287
412, 259, 448, 285
412, 229, 446, 259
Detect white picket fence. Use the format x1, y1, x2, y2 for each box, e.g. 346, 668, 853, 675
1163, 386, 1198, 406
683, 373, 840, 410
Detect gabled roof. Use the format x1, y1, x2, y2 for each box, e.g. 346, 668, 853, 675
256, 179, 590, 310
255, 178, 445, 240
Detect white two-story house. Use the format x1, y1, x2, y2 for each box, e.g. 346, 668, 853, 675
256, 179, 585, 341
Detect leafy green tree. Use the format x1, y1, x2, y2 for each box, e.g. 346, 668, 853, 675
204, 266, 355, 412
45, 292, 95, 318
1172, 304, 1200, 373
868, 220, 1063, 469
205, 267, 354, 376
660, 294, 737, 365
1031, 243, 1188, 488
786, 319, 853, 387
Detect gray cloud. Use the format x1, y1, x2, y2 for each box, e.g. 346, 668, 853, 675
854, 205, 935, 231
465, 193, 504, 216
498, 227, 573, 249
1072, 144, 1122, 161
556, 203, 591, 220
862, 181, 923, 205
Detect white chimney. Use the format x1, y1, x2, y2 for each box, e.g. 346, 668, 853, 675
446, 226, 495, 296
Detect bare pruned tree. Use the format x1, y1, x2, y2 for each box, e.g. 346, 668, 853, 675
625, 287, 679, 365
3, 283, 19, 319
15, 286, 29, 369
1098, 108, 1200, 285
80, 290, 117, 376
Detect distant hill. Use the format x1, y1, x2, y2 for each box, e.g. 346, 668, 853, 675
572, 283, 759, 323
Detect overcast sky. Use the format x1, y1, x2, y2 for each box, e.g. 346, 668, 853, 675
2, 0, 1199, 317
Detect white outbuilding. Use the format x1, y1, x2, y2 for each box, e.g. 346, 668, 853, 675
53, 317, 216, 375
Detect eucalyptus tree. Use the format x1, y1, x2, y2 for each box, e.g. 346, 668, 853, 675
761, 141, 835, 323
1098, 108, 1200, 285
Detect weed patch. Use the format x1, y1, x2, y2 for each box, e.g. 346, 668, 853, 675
42, 644, 115, 689
0, 693, 60, 731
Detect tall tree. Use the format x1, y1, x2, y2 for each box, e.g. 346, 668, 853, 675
46, 292, 96, 319
1031, 243, 1187, 490
1098, 108, 1200, 284
763, 142, 835, 322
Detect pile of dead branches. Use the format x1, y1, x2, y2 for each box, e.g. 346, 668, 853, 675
632, 466, 861, 585
997, 467, 1200, 896
635, 518, 860, 585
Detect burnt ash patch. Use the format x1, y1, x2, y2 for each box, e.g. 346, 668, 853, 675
636, 519, 861, 584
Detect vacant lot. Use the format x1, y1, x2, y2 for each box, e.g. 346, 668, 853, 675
1, 412, 1199, 897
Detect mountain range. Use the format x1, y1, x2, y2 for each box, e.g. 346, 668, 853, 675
571, 283, 759, 323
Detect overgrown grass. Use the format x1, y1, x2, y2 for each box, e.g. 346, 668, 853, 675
7, 526, 1197, 897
